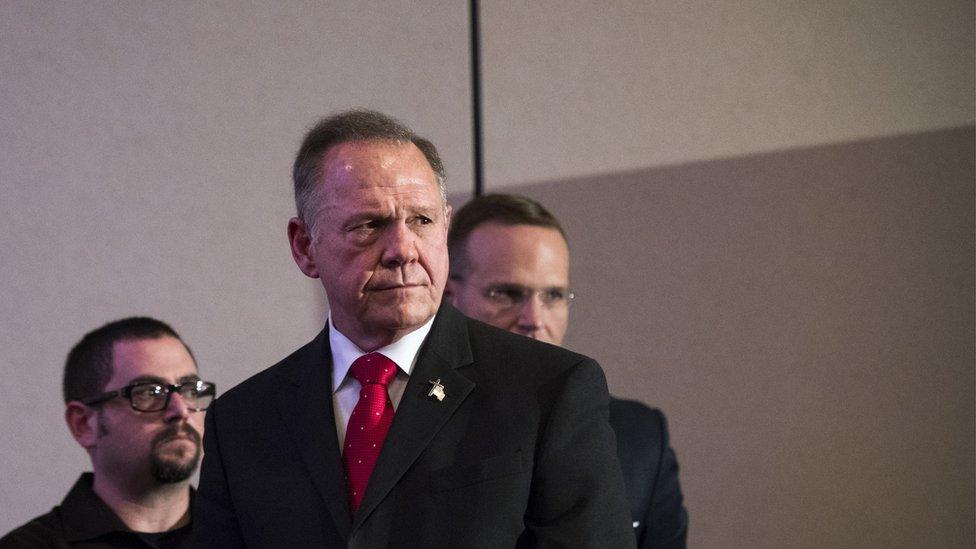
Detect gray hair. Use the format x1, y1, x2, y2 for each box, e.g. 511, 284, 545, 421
292, 109, 446, 231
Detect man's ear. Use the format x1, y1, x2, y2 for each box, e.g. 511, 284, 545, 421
444, 277, 460, 304
288, 217, 320, 279
65, 402, 98, 449
442, 204, 453, 237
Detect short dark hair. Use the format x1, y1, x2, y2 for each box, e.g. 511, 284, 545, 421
292, 109, 446, 226
448, 193, 567, 279
63, 317, 194, 403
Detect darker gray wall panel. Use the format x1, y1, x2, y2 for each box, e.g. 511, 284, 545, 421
486, 126, 974, 548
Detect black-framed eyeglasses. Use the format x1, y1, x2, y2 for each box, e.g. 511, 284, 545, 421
483, 284, 575, 309
82, 380, 216, 413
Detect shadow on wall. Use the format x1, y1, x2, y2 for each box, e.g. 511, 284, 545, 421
451, 126, 975, 549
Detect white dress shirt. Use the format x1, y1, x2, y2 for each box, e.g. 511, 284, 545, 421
330, 314, 436, 448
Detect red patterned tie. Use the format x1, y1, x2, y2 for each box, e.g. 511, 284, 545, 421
343, 352, 397, 514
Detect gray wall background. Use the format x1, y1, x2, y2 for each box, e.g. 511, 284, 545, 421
1, 2, 972, 547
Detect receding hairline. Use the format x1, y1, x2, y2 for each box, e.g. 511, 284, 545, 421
303, 138, 447, 219
467, 219, 567, 239
293, 109, 448, 228
448, 194, 567, 279
452, 221, 571, 292
110, 333, 195, 356
453, 220, 569, 279
320, 138, 435, 171
105, 335, 198, 379
463, 220, 569, 256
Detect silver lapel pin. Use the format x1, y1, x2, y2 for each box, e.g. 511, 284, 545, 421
427, 379, 446, 401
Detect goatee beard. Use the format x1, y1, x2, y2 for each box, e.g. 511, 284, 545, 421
150, 423, 202, 484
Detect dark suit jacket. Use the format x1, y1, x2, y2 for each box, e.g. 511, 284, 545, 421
193, 304, 635, 548
609, 399, 688, 549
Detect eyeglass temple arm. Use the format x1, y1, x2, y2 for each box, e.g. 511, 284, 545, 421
79, 389, 124, 406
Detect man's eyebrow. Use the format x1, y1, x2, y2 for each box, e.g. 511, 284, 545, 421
411, 202, 442, 214
124, 374, 201, 385
126, 375, 167, 385
487, 282, 525, 289
341, 210, 392, 227
489, 283, 564, 290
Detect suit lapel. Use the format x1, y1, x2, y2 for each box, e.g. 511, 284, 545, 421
352, 305, 475, 530
274, 329, 353, 540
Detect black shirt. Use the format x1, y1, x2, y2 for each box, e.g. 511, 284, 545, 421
0, 473, 193, 549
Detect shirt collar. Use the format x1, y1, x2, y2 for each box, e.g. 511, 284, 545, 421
59, 472, 195, 542
329, 313, 436, 393
60, 472, 129, 541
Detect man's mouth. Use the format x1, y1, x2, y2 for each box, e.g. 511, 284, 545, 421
154, 425, 201, 448
370, 283, 424, 291
160, 434, 194, 444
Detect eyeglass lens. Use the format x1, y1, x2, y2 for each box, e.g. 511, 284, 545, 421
129, 381, 215, 412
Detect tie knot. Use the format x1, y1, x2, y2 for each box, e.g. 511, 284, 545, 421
349, 353, 398, 387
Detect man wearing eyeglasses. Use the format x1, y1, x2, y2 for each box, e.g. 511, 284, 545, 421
446, 194, 688, 549
0, 317, 215, 549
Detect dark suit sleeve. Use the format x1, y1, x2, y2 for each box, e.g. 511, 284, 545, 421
522, 358, 637, 548
193, 399, 246, 548
642, 410, 687, 549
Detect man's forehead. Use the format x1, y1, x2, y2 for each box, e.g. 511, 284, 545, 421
315, 140, 439, 201
466, 223, 570, 280
468, 223, 568, 253
322, 140, 431, 178
109, 337, 198, 383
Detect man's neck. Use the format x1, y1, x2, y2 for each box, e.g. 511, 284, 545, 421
330, 316, 433, 353
345, 331, 403, 352
92, 473, 192, 533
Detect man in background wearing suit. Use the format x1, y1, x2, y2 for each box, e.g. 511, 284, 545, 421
446, 193, 688, 548
1, 317, 214, 549
193, 110, 635, 547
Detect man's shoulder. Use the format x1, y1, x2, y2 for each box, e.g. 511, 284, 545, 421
609, 397, 666, 425
426, 304, 598, 385
0, 508, 61, 549
608, 396, 670, 451
464, 318, 607, 388
465, 316, 590, 366
215, 329, 328, 407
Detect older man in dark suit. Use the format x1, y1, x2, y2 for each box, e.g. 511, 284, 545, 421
192, 110, 635, 548
446, 193, 688, 548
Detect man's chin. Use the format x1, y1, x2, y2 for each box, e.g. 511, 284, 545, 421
151, 455, 199, 484
150, 443, 201, 484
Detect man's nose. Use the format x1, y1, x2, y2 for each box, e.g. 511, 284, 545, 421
163, 391, 191, 421
516, 294, 545, 329
380, 222, 419, 266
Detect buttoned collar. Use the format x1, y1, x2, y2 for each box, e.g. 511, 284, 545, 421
329, 314, 436, 393
59, 472, 194, 543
